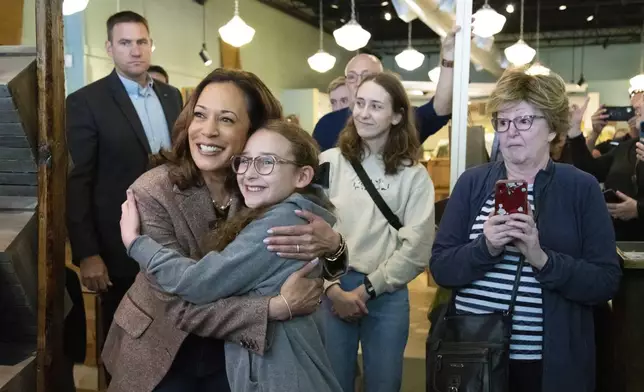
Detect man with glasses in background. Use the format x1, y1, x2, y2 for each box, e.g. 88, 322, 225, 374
312, 28, 460, 152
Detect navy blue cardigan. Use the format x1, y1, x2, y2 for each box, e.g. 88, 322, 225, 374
431, 160, 621, 392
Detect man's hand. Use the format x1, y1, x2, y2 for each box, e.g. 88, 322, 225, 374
607, 191, 639, 221
567, 96, 590, 138
591, 105, 609, 135
79, 255, 112, 292
269, 259, 323, 321
636, 141, 644, 162
326, 285, 368, 322
265, 210, 341, 261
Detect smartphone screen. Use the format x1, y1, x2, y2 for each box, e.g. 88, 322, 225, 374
495, 180, 529, 215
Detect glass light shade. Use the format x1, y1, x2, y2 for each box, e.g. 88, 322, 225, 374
472, 4, 506, 38
392, 0, 418, 22
308, 50, 336, 73
438, 0, 455, 13
333, 20, 371, 51
525, 62, 551, 76
395, 48, 425, 71
63, 0, 89, 15
473, 35, 495, 51
629, 74, 644, 95
218, 15, 256, 48
504, 39, 536, 66
428, 66, 441, 83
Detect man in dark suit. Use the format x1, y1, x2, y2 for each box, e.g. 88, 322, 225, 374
65, 11, 183, 342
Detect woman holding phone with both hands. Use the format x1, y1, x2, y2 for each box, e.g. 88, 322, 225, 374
431, 68, 620, 392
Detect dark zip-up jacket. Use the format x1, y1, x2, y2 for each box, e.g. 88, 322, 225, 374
431, 160, 621, 392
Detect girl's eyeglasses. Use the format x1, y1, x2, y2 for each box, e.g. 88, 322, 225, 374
231, 155, 300, 175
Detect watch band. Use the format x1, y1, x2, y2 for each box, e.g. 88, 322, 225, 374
324, 234, 346, 262
364, 277, 376, 299
441, 58, 454, 68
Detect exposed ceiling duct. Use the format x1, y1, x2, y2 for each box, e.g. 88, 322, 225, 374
400, 0, 504, 76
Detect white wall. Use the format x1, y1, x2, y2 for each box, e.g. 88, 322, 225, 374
22, 0, 353, 94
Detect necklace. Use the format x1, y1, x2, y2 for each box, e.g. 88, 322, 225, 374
212, 197, 232, 211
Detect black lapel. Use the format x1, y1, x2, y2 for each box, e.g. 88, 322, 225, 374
152, 83, 176, 133
107, 70, 151, 154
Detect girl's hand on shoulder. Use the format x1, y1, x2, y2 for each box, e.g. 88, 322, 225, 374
120, 189, 142, 249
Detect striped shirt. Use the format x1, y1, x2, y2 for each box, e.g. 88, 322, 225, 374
454, 184, 543, 360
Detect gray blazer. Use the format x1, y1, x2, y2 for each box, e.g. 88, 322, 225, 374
128, 193, 342, 392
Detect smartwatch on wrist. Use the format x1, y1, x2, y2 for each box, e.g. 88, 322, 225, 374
363, 277, 376, 299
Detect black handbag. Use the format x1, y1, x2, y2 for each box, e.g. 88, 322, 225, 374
349, 159, 402, 230
426, 257, 525, 392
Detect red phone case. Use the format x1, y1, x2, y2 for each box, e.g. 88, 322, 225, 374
495, 180, 529, 215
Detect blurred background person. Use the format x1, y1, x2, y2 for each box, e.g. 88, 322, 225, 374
328, 76, 350, 112
148, 64, 169, 84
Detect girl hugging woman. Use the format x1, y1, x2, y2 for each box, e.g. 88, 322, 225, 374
120, 120, 342, 392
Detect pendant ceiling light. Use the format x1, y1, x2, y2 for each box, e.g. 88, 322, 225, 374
391, 0, 418, 22
504, 0, 535, 66
333, 0, 371, 51
63, 0, 89, 15
526, 0, 550, 76
219, 0, 255, 48
472, 1, 506, 38
308, 0, 336, 73
395, 22, 425, 71
198, 5, 212, 66
428, 66, 441, 83
630, 21, 644, 95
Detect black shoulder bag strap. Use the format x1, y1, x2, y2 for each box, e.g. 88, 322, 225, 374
349, 158, 403, 231
506, 257, 525, 316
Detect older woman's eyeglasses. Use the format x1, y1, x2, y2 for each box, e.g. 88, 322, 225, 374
492, 115, 546, 133
231, 155, 300, 175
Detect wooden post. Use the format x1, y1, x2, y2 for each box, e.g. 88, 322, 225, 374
35, 0, 67, 391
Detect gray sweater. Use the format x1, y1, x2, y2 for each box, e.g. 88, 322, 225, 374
128, 193, 342, 392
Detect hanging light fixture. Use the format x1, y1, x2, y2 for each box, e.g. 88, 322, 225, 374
577, 32, 587, 86
526, 0, 550, 76
198, 5, 212, 66
63, 0, 89, 15
472, 1, 506, 38
474, 35, 495, 52
392, 0, 418, 22
219, 0, 256, 48
504, 0, 535, 66
630, 21, 644, 95
308, 0, 336, 73
395, 22, 425, 71
428, 66, 441, 83
333, 0, 371, 51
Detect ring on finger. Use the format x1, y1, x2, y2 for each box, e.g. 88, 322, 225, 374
296, 244, 300, 253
